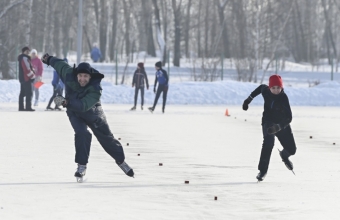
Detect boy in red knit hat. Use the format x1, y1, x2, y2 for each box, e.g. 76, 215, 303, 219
242, 74, 296, 181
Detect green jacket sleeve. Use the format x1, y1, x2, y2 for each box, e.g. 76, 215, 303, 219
49, 57, 73, 80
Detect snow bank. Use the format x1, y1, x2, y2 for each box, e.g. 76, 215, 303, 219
1, 79, 339, 106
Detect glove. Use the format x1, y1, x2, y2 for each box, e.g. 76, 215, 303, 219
242, 96, 253, 111
267, 124, 281, 135
54, 95, 67, 107
41, 53, 53, 65
153, 87, 156, 93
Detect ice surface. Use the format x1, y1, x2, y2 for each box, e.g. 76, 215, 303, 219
0, 103, 339, 219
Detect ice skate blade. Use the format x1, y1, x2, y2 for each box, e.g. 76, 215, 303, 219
291, 170, 296, 175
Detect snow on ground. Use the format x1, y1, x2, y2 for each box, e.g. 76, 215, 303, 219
1, 78, 340, 106
0, 103, 340, 219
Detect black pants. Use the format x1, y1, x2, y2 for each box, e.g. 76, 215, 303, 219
134, 86, 145, 107
66, 106, 125, 165
19, 81, 33, 110
47, 86, 63, 108
258, 124, 297, 173
152, 84, 168, 110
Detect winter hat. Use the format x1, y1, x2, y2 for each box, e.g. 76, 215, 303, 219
74, 62, 104, 79
138, 62, 144, 68
30, 49, 37, 55
77, 62, 92, 74
155, 61, 162, 68
269, 75, 283, 88
21, 46, 30, 53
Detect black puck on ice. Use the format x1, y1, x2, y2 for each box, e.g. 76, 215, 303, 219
333, 143, 336, 145
137, 154, 140, 156
127, 143, 129, 146
310, 136, 312, 139
118, 138, 121, 140
159, 163, 163, 166
184, 181, 189, 184
214, 196, 218, 200
245, 119, 247, 122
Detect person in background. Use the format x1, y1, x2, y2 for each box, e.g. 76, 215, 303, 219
90, 43, 102, 63
148, 61, 169, 113
242, 75, 296, 182
30, 49, 44, 106
18, 46, 36, 111
46, 58, 67, 111
131, 62, 149, 110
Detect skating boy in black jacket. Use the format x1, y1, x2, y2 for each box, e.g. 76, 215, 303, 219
242, 75, 296, 181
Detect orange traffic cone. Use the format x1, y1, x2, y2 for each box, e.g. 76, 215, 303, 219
225, 109, 230, 116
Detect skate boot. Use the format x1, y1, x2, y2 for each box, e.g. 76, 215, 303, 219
162, 108, 165, 113
148, 107, 154, 113
117, 161, 134, 177
54, 106, 62, 111
141, 105, 143, 110
279, 149, 293, 171
74, 164, 87, 182
130, 106, 136, 111
46, 106, 54, 111
256, 171, 267, 182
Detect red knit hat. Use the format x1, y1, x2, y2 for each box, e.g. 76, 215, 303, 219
269, 75, 283, 88
138, 62, 144, 68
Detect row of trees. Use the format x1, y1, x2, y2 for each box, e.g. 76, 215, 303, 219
1, 0, 340, 81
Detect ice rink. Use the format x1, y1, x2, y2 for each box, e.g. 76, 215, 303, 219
0, 103, 339, 219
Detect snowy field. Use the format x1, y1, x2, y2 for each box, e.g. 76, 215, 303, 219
0, 103, 340, 219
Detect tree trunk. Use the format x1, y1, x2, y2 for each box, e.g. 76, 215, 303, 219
25, 0, 33, 45
110, 0, 118, 60
215, 0, 230, 58
123, 0, 131, 60
184, 0, 192, 58
99, 0, 107, 61
172, 0, 182, 67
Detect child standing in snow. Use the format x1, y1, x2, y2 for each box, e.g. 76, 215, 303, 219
242, 75, 296, 181
130, 62, 149, 110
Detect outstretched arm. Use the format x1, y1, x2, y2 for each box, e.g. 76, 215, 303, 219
41, 53, 73, 80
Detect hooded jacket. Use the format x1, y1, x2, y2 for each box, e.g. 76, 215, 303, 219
49, 57, 104, 112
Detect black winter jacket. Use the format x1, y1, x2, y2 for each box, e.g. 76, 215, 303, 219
250, 84, 292, 129
132, 68, 149, 88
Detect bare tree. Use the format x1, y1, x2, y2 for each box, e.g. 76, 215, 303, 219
172, 0, 182, 66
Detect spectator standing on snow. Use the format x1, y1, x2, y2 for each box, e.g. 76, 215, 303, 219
130, 62, 149, 110
18, 46, 36, 111
46, 58, 67, 111
148, 61, 169, 113
242, 74, 296, 182
30, 49, 44, 106
90, 43, 102, 63
41, 53, 134, 182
